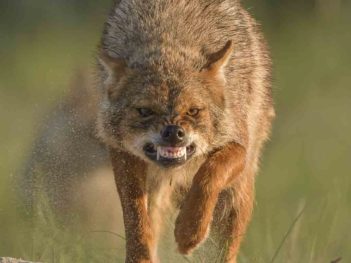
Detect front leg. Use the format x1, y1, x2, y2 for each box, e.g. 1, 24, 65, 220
110, 149, 154, 263
174, 142, 246, 254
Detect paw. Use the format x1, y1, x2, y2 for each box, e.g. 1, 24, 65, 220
174, 213, 210, 254
174, 191, 212, 254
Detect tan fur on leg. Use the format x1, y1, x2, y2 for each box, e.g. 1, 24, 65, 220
110, 149, 154, 263
174, 142, 246, 254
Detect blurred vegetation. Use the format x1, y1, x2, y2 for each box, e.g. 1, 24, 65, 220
0, 0, 350, 262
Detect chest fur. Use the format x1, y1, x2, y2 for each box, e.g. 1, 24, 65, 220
146, 156, 205, 212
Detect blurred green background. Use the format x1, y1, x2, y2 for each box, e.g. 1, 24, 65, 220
0, 0, 350, 262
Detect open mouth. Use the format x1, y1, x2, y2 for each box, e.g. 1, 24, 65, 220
143, 143, 196, 167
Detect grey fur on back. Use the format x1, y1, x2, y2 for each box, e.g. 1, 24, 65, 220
101, 0, 246, 70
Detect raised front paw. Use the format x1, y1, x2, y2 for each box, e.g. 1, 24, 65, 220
174, 188, 214, 254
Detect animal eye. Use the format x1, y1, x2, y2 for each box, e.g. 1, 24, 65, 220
187, 108, 200, 117
137, 108, 154, 118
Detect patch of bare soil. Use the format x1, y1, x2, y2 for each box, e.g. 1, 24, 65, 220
0, 258, 40, 263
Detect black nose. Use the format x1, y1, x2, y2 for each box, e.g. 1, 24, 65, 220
161, 125, 185, 145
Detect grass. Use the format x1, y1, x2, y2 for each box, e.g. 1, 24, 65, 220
0, 3, 350, 263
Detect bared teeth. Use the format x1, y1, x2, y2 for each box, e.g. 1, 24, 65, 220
157, 146, 161, 160
156, 146, 186, 159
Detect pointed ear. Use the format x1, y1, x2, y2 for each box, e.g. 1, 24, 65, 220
98, 49, 126, 85
202, 40, 234, 78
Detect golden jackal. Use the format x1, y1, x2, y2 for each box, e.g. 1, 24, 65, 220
96, 0, 274, 262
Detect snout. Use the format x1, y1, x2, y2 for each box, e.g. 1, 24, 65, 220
161, 125, 185, 146
143, 125, 196, 167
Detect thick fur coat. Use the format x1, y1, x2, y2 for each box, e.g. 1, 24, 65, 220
96, 1, 274, 262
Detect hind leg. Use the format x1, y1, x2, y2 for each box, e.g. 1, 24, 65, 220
205, 175, 254, 263
189, 176, 254, 263
212, 175, 255, 263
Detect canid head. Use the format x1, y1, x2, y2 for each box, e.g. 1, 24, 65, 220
97, 41, 234, 168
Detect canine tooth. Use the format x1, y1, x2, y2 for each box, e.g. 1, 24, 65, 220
157, 147, 160, 160
184, 147, 187, 160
